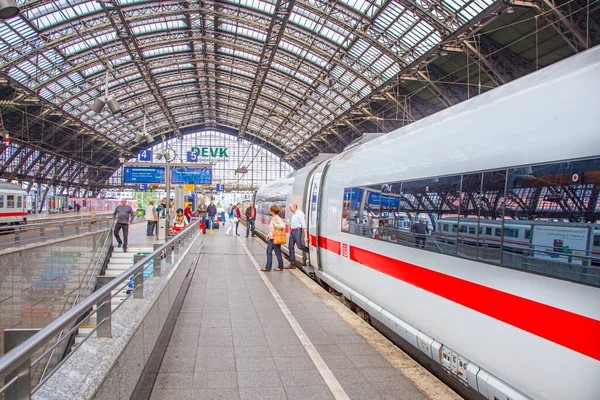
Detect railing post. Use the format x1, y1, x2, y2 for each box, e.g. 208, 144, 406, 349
88, 221, 92, 232
75, 223, 80, 235
14, 227, 20, 244
95, 277, 113, 338
59, 224, 64, 238
40, 226, 45, 239
166, 246, 173, 265
132, 255, 146, 300
3, 329, 40, 400
153, 244, 163, 277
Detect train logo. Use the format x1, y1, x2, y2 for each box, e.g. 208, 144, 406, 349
341, 242, 350, 259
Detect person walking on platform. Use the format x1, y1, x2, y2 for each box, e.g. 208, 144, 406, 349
261, 205, 286, 272
196, 198, 207, 226
113, 198, 135, 252
207, 200, 217, 231
285, 203, 310, 269
245, 202, 256, 237
145, 200, 157, 236
156, 197, 168, 218
411, 218, 429, 249
234, 203, 242, 236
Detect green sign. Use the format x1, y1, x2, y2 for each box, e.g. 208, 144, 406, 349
191, 147, 228, 158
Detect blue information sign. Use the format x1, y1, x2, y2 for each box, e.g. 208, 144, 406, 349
186, 151, 199, 163
216, 184, 224, 192
367, 192, 399, 208
123, 166, 165, 184
139, 149, 153, 161
139, 184, 148, 191
171, 167, 212, 185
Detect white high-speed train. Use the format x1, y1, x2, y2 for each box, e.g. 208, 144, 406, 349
254, 46, 600, 400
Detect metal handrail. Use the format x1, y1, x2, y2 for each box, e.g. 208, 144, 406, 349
0, 216, 112, 231
0, 219, 201, 391
37, 220, 116, 383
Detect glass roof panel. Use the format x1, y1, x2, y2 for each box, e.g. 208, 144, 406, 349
221, 0, 277, 14
143, 44, 190, 58
61, 31, 117, 56
132, 20, 187, 36
220, 23, 267, 42
27, 1, 102, 30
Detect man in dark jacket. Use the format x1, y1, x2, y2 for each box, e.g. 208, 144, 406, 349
113, 198, 135, 252
245, 202, 256, 237
207, 200, 217, 230
411, 218, 429, 249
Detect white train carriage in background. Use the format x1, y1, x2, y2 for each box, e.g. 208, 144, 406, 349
254, 47, 600, 400
0, 182, 27, 226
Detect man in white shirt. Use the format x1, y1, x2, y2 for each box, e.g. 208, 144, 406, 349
145, 200, 157, 236
285, 203, 310, 269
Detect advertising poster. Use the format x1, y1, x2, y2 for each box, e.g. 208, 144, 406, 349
531, 225, 588, 265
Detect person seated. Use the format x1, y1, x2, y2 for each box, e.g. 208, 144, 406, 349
173, 208, 187, 231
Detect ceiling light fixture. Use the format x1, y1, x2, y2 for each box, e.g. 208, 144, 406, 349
91, 63, 121, 115
0, 0, 19, 20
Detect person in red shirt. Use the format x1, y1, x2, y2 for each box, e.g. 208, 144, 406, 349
184, 204, 193, 222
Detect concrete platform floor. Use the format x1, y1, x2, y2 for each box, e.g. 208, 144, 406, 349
145, 231, 441, 400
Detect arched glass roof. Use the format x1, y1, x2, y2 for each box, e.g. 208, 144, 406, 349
0, 0, 496, 159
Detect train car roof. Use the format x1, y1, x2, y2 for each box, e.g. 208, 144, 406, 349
0, 182, 27, 192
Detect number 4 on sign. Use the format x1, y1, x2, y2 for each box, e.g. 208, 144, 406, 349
139, 149, 153, 161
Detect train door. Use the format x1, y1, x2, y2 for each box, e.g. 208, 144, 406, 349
306, 161, 331, 270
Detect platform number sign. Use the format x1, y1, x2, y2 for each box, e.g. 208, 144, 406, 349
187, 151, 198, 163
341, 243, 350, 259
139, 149, 153, 161
139, 184, 147, 191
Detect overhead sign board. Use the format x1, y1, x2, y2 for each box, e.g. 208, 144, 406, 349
171, 167, 212, 185
123, 166, 165, 184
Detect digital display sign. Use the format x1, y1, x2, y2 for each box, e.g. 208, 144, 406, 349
367, 192, 399, 208
171, 167, 212, 185
343, 188, 363, 208
123, 166, 165, 184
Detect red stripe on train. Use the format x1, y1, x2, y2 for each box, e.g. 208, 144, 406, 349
0, 212, 27, 217
311, 234, 600, 361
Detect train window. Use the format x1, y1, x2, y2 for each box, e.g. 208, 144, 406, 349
7, 195, 15, 208
505, 157, 600, 285
342, 187, 363, 233
504, 228, 519, 238
341, 158, 600, 287
457, 173, 482, 260
401, 175, 461, 254
17, 196, 22, 208
0, 195, 3, 208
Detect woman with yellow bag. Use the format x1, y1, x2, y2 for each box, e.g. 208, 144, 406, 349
261, 204, 286, 272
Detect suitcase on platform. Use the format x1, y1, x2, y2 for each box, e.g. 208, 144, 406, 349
214, 221, 219, 229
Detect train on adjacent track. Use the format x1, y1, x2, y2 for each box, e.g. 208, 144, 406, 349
0, 182, 28, 226
253, 47, 600, 400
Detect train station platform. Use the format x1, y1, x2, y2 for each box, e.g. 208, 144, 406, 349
142, 232, 444, 400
